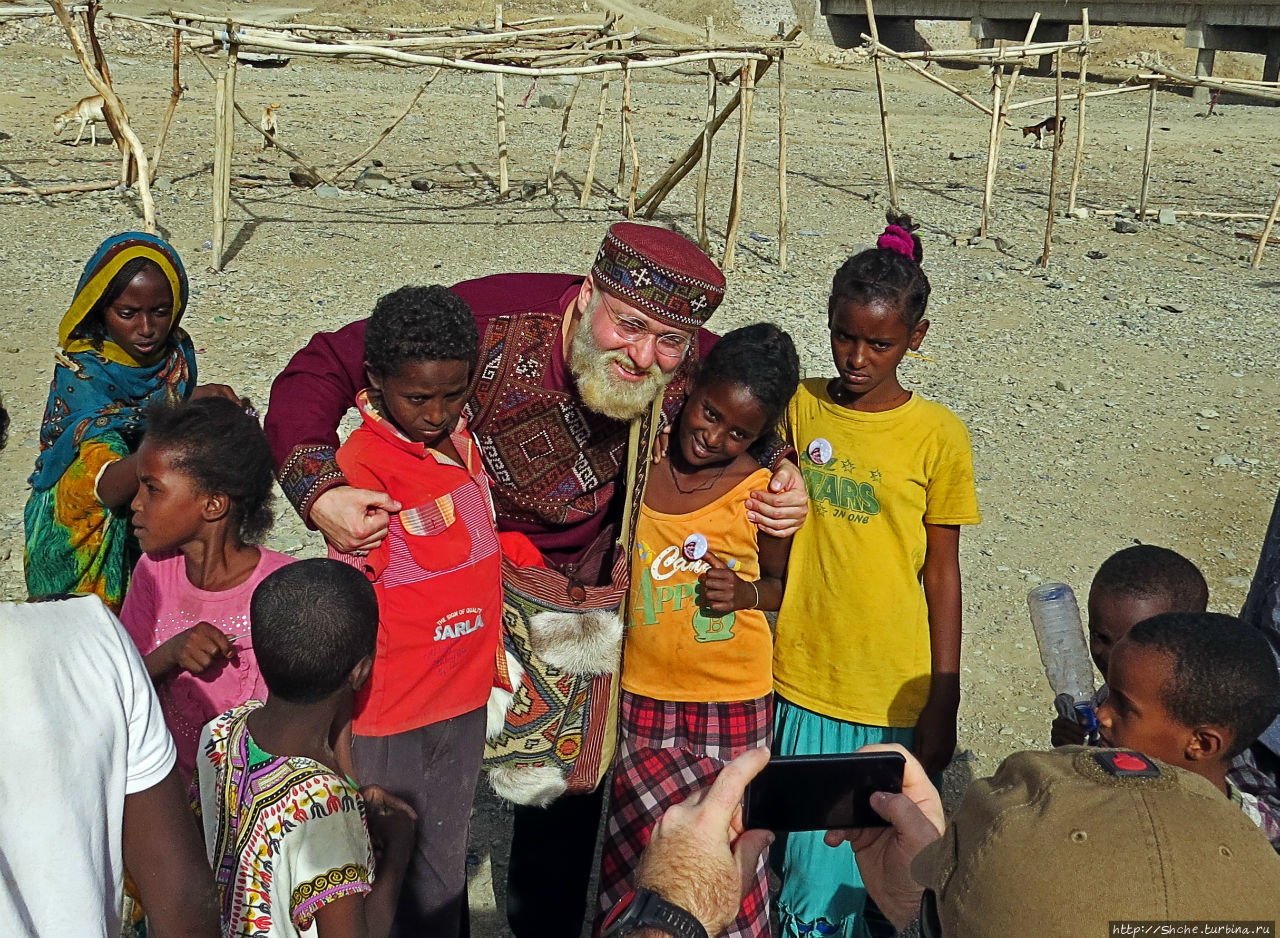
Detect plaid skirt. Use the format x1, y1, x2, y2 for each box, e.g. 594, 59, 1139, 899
595, 691, 773, 938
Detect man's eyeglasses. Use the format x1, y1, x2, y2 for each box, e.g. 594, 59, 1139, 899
602, 306, 692, 359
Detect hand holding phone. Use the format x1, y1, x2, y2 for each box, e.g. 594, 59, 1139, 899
742, 752, 906, 832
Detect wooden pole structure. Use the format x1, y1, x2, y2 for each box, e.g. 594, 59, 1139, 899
638, 28, 799, 216
149, 27, 184, 183
723, 63, 755, 271
580, 76, 610, 207
493, 3, 510, 197
695, 16, 715, 250
864, 0, 898, 207
777, 37, 788, 270
1039, 51, 1065, 266
621, 62, 639, 216
545, 77, 581, 194
1138, 80, 1157, 222
1252, 184, 1280, 268
1067, 8, 1089, 214
979, 63, 1004, 237
981, 15, 1040, 237
48, 0, 156, 231
333, 68, 440, 181
212, 70, 228, 266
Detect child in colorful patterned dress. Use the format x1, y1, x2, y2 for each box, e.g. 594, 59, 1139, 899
120, 397, 293, 781
771, 215, 981, 938
596, 323, 800, 938
196, 559, 415, 938
24, 232, 233, 611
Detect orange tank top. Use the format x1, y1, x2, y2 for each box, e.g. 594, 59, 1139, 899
623, 468, 773, 703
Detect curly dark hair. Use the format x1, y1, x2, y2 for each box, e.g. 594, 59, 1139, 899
70, 257, 168, 348
694, 322, 800, 432
251, 559, 379, 703
1092, 545, 1209, 613
143, 397, 275, 545
829, 212, 931, 328
364, 285, 480, 377
1126, 612, 1280, 758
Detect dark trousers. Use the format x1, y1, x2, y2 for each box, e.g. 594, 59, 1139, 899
353, 707, 486, 938
506, 784, 607, 938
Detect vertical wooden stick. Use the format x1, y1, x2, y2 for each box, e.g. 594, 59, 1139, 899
777, 40, 789, 271
580, 77, 610, 207
622, 63, 640, 217
221, 41, 238, 267
149, 27, 184, 183
212, 71, 227, 267
695, 16, 715, 251
982, 16, 1039, 236
1039, 52, 1065, 266
980, 64, 1003, 237
723, 63, 755, 271
1138, 80, 1157, 220
494, 4, 509, 197
1067, 8, 1089, 214
545, 78, 581, 195
864, 0, 898, 207
1251, 184, 1280, 268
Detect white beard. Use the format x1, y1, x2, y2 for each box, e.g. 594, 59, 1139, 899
568, 313, 676, 421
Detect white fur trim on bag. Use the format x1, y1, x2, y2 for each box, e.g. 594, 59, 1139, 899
485, 648, 526, 741
528, 608, 623, 675
487, 763, 568, 807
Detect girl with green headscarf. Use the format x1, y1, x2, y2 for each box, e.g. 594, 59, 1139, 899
24, 232, 199, 611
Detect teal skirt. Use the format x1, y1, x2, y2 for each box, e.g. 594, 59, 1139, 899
772, 696, 914, 938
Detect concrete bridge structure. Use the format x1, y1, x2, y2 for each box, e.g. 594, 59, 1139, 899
814, 0, 1280, 89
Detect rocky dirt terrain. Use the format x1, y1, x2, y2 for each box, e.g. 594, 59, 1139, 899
2, 1, 1279, 932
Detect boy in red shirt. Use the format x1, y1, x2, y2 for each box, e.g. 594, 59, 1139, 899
333, 285, 507, 937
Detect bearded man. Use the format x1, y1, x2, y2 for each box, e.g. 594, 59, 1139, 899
264, 222, 806, 938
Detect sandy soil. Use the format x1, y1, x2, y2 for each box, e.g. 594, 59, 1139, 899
2, 2, 1279, 933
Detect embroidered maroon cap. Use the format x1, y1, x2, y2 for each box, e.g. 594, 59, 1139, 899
591, 222, 726, 330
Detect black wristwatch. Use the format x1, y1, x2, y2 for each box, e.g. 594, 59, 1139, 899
600, 887, 709, 938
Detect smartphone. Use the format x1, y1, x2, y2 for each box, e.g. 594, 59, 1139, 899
742, 752, 905, 832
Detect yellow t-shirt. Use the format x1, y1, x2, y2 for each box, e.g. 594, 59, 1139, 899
774, 379, 981, 727
624, 468, 774, 703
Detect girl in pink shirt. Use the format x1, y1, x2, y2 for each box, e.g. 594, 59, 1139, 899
120, 397, 294, 780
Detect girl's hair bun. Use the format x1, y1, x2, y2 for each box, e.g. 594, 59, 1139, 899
877, 211, 923, 262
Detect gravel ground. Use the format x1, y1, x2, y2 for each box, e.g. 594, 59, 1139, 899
2, 4, 1279, 933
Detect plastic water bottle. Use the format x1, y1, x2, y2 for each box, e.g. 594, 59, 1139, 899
1027, 583, 1098, 740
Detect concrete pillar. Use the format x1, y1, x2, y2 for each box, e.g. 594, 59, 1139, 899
1194, 47, 1216, 103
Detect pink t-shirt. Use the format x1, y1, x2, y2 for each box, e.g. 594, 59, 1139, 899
120, 548, 295, 780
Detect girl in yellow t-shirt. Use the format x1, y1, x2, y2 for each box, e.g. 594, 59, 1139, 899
772, 214, 981, 938
595, 324, 799, 938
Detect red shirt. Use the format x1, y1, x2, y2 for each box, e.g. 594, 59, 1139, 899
336, 393, 503, 736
